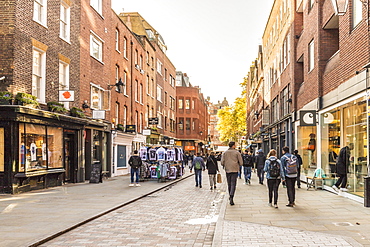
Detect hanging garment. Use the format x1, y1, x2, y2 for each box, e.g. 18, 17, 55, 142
139, 146, 148, 160
148, 148, 157, 161
166, 148, 175, 161
156, 147, 166, 161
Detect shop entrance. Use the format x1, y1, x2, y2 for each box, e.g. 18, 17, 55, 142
63, 130, 77, 183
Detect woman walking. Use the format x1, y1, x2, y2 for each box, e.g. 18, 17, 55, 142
206, 152, 219, 190
264, 149, 285, 208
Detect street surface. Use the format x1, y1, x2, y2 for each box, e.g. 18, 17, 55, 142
1, 167, 370, 246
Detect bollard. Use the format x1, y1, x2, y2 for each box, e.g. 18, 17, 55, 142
364, 177, 370, 207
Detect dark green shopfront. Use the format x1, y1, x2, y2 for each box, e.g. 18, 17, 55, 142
0, 105, 111, 194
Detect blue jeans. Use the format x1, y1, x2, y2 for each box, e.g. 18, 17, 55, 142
195, 169, 202, 186
243, 166, 252, 182
131, 168, 140, 183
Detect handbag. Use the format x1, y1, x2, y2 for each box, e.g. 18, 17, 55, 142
217, 173, 222, 183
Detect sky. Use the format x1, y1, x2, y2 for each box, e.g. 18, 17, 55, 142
112, 0, 274, 104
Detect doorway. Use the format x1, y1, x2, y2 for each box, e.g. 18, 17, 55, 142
64, 129, 77, 183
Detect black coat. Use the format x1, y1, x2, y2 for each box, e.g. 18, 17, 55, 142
255, 153, 266, 169
206, 155, 219, 174
336, 146, 351, 175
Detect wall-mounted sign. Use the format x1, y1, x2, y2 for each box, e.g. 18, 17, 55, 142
143, 129, 151, 135
262, 109, 270, 126
59, 90, 75, 102
148, 117, 159, 125
299, 110, 317, 126
92, 110, 105, 119
126, 125, 136, 133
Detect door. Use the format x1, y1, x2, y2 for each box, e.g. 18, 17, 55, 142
64, 130, 77, 183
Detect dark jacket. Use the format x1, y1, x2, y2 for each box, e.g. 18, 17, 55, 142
242, 153, 254, 167
295, 154, 303, 170
128, 155, 142, 169
255, 152, 266, 169
336, 146, 351, 174
206, 155, 219, 174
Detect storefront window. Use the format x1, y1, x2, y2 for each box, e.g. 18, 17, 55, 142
343, 98, 367, 196
20, 124, 46, 171
19, 124, 63, 172
93, 130, 101, 162
47, 126, 63, 169
0, 128, 4, 172
320, 96, 367, 196
297, 126, 317, 176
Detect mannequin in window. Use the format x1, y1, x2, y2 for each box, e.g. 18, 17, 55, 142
308, 133, 316, 168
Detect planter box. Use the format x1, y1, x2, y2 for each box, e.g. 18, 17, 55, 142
0, 99, 12, 105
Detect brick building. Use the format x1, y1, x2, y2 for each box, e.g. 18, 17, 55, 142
175, 72, 209, 155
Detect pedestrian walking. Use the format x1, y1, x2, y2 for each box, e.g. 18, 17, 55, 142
242, 149, 253, 184
280, 146, 298, 207
264, 149, 285, 208
255, 149, 266, 185
128, 150, 142, 187
221, 141, 243, 205
293, 150, 303, 188
206, 152, 219, 190
190, 153, 205, 188
332, 143, 354, 192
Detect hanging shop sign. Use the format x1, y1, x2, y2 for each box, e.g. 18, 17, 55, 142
125, 125, 136, 133
299, 110, 317, 126
143, 129, 151, 135
92, 110, 105, 119
148, 117, 159, 125
185, 146, 195, 151
59, 90, 75, 102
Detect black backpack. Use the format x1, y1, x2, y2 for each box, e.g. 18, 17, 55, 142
269, 160, 280, 178
242, 154, 252, 167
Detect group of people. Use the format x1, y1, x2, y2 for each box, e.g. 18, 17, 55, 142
221, 142, 302, 208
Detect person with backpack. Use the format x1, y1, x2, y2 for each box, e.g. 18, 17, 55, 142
264, 149, 285, 208
128, 150, 142, 187
293, 150, 303, 188
242, 149, 253, 185
190, 153, 205, 188
255, 149, 266, 185
206, 152, 219, 190
280, 146, 298, 207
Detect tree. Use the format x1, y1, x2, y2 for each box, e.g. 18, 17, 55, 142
217, 97, 246, 148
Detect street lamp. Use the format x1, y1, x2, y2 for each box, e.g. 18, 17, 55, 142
330, 0, 348, 15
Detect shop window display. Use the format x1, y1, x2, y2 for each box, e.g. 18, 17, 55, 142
19, 124, 63, 172
297, 126, 317, 177
321, 96, 367, 196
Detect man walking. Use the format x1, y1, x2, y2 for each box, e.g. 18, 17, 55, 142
280, 146, 298, 207
190, 153, 205, 188
221, 142, 243, 205
128, 150, 142, 187
242, 149, 253, 184
255, 149, 266, 185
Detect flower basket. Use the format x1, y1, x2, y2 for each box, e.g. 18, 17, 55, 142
47, 101, 68, 114
70, 107, 85, 118
116, 124, 124, 131
0, 91, 13, 105
15, 92, 39, 107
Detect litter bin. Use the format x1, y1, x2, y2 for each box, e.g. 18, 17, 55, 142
364, 177, 370, 207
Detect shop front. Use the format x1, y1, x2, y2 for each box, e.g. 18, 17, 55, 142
319, 94, 367, 197
0, 106, 110, 194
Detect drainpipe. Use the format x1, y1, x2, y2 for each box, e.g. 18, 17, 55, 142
130, 40, 134, 124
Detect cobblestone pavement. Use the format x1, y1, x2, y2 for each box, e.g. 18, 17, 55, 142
41, 173, 227, 247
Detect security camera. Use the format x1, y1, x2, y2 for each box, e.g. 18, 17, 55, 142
0, 76, 5, 81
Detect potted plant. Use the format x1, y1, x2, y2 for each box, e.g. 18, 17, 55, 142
116, 124, 124, 131
0, 91, 13, 105
47, 101, 68, 114
70, 107, 85, 118
15, 92, 39, 107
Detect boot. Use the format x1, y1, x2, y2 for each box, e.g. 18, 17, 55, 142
229, 195, 235, 205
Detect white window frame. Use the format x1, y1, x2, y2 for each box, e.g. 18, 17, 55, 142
185, 99, 190, 110
157, 85, 162, 102
60, 1, 70, 42
32, 48, 46, 103
135, 80, 139, 102
308, 40, 315, 72
352, 0, 362, 28
59, 60, 70, 108
157, 59, 163, 75
90, 0, 102, 15
90, 32, 104, 62
140, 83, 143, 104
115, 29, 120, 52
123, 71, 128, 96
33, 0, 47, 26
178, 99, 183, 109
146, 76, 150, 95
115, 102, 120, 124
123, 37, 128, 59
90, 83, 110, 110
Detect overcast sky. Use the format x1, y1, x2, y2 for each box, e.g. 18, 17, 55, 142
112, 0, 274, 104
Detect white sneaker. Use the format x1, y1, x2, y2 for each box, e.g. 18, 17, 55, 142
340, 188, 348, 192
136, 183, 141, 187
332, 185, 339, 191
129, 183, 135, 187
